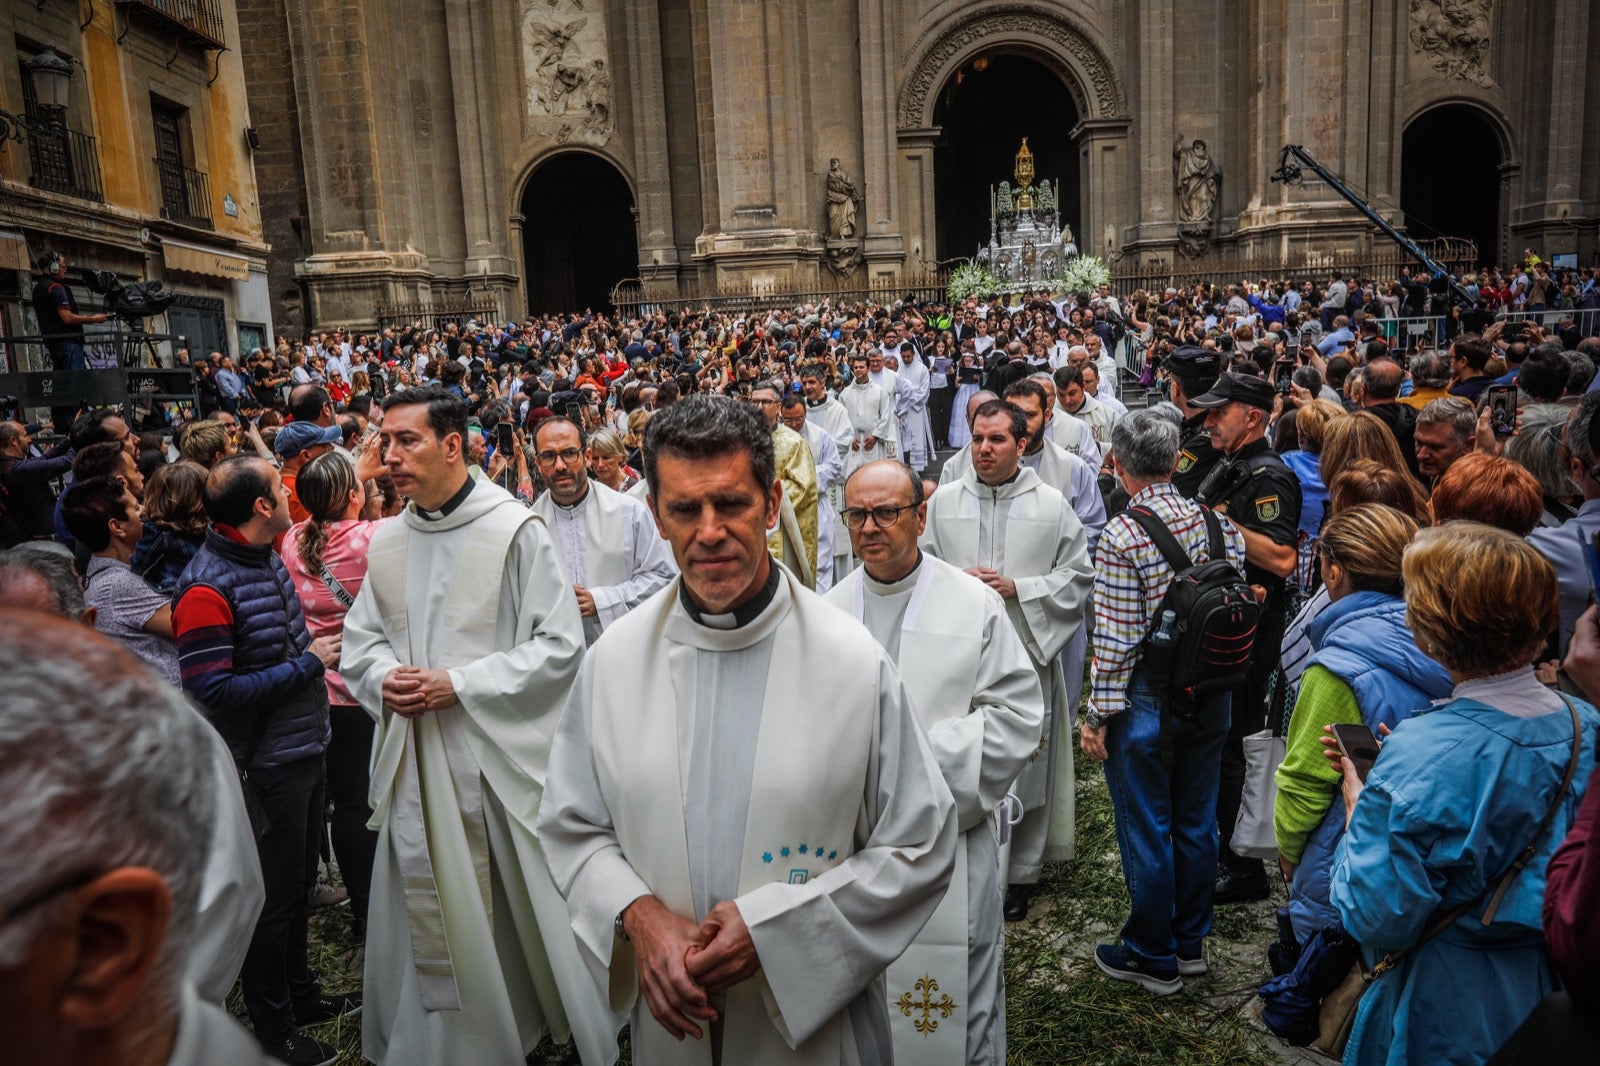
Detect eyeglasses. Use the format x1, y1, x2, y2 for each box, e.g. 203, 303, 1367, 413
841, 504, 916, 529
535, 447, 584, 465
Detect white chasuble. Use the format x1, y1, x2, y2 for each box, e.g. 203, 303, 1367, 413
840, 379, 897, 473
537, 570, 958, 1066
341, 473, 621, 1066
827, 557, 1043, 1066
532, 480, 676, 644
919, 467, 1093, 875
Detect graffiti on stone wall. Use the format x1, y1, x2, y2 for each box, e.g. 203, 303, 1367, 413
522, 1, 614, 144
1408, 0, 1495, 87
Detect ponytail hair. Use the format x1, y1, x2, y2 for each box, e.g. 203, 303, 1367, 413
295, 449, 358, 574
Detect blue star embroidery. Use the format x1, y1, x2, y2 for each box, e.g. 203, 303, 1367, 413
762, 852, 773, 864
780, 846, 790, 857
798, 844, 808, 855
828, 850, 838, 861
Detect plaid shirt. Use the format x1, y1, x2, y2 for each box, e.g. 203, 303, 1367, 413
1090, 483, 1247, 717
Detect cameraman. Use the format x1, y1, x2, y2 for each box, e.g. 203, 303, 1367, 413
32, 252, 111, 431
1189, 372, 1302, 904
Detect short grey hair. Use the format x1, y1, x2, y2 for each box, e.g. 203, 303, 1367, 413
0, 543, 86, 619
0, 610, 214, 1009
1569, 392, 1600, 470
1110, 407, 1181, 480
1408, 349, 1452, 390
1416, 396, 1478, 441
1507, 408, 1578, 499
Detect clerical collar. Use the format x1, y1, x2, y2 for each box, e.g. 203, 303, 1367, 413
678, 562, 781, 630
554, 483, 591, 511
979, 467, 1023, 488
806, 396, 826, 407
415, 475, 474, 521
863, 551, 922, 595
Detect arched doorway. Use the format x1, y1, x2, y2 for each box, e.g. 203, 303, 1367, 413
933, 54, 1081, 263
520, 153, 639, 314
1400, 105, 1503, 266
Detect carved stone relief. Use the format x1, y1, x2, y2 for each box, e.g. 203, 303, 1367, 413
897, 5, 1126, 129
1409, 0, 1495, 87
522, 0, 614, 145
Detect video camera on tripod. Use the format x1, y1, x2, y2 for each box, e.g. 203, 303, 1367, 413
83, 270, 177, 325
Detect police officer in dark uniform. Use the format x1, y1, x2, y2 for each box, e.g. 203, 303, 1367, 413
1189, 371, 1302, 903
1165, 345, 1225, 499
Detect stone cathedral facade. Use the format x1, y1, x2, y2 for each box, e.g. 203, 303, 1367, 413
237, 0, 1599, 333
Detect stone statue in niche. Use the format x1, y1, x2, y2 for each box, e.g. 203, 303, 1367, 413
1173, 135, 1220, 257
825, 159, 859, 239
1409, 0, 1495, 87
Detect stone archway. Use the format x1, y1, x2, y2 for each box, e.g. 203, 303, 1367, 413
1401, 103, 1505, 267
894, 4, 1129, 272
517, 151, 639, 314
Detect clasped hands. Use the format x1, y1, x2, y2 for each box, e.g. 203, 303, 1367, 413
625, 896, 761, 1041
381, 665, 458, 719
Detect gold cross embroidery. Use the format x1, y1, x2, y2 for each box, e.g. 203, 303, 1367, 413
896, 973, 958, 1036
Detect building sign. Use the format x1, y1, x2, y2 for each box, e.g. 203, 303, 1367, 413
162, 238, 251, 282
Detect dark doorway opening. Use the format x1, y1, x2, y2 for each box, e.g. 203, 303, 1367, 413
1400, 105, 1502, 267
933, 54, 1081, 263
521, 154, 639, 314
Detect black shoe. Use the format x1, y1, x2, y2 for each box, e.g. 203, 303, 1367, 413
1003, 883, 1036, 922
295, 991, 362, 1027
1213, 866, 1271, 905
259, 1030, 338, 1066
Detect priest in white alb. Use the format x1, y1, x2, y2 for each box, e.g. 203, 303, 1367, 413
839, 352, 898, 474
891, 343, 935, 473
537, 395, 957, 1066
921, 398, 1093, 924
340, 386, 622, 1066
826, 460, 1043, 1066
802, 363, 857, 582
529, 416, 676, 645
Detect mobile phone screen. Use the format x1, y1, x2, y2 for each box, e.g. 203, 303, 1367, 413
1487, 385, 1517, 438
1582, 530, 1600, 603
1332, 723, 1381, 783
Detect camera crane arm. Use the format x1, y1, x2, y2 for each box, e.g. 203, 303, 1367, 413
1270, 144, 1474, 307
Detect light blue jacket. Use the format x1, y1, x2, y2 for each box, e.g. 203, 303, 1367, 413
1330, 694, 1600, 1066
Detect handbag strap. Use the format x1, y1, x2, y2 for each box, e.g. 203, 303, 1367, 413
1367, 695, 1584, 981
317, 558, 355, 610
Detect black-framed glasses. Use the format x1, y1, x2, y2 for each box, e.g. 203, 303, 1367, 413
535, 447, 583, 465
841, 504, 916, 530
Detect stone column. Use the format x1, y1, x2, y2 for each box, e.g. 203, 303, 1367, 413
859, 0, 905, 276
620, 0, 680, 281
1073, 119, 1132, 261
894, 127, 940, 275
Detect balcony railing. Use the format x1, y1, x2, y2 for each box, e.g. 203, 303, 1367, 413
154, 156, 213, 229
115, 0, 226, 50
25, 123, 105, 203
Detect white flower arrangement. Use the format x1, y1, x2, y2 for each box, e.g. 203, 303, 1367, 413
1046, 254, 1112, 296
947, 259, 999, 302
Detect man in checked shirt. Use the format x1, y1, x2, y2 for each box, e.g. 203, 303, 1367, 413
1079, 407, 1246, 996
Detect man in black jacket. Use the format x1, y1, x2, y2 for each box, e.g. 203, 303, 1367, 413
1355, 357, 1419, 478
0, 421, 72, 540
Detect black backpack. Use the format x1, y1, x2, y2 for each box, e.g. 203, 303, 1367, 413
1125, 506, 1259, 699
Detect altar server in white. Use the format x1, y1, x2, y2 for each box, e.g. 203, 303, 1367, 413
530, 416, 676, 645
538, 396, 957, 1066
921, 398, 1094, 924
826, 460, 1043, 1066
840, 352, 898, 472
893, 343, 935, 473
341, 386, 621, 1066
782, 389, 844, 592
1032, 371, 1104, 470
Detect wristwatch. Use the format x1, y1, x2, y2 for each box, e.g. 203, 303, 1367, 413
614, 908, 631, 943
1083, 707, 1110, 731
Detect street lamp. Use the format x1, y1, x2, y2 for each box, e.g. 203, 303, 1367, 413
0, 47, 75, 151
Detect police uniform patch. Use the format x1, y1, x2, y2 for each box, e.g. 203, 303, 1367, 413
1176, 450, 1195, 474
1256, 496, 1280, 522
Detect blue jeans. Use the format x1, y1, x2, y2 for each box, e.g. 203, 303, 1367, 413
1102, 670, 1231, 966
46, 338, 89, 372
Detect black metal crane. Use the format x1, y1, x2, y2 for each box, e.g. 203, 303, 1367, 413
1271, 144, 1475, 308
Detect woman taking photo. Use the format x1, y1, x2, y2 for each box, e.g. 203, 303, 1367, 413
1328, 523, 1600, 1065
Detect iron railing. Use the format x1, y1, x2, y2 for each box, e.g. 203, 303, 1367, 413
374, 302, 504, 333
116, 0, 226, 49
26, 123, 104, 202
154, 156, 213, 229
610, 272, 952, 319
